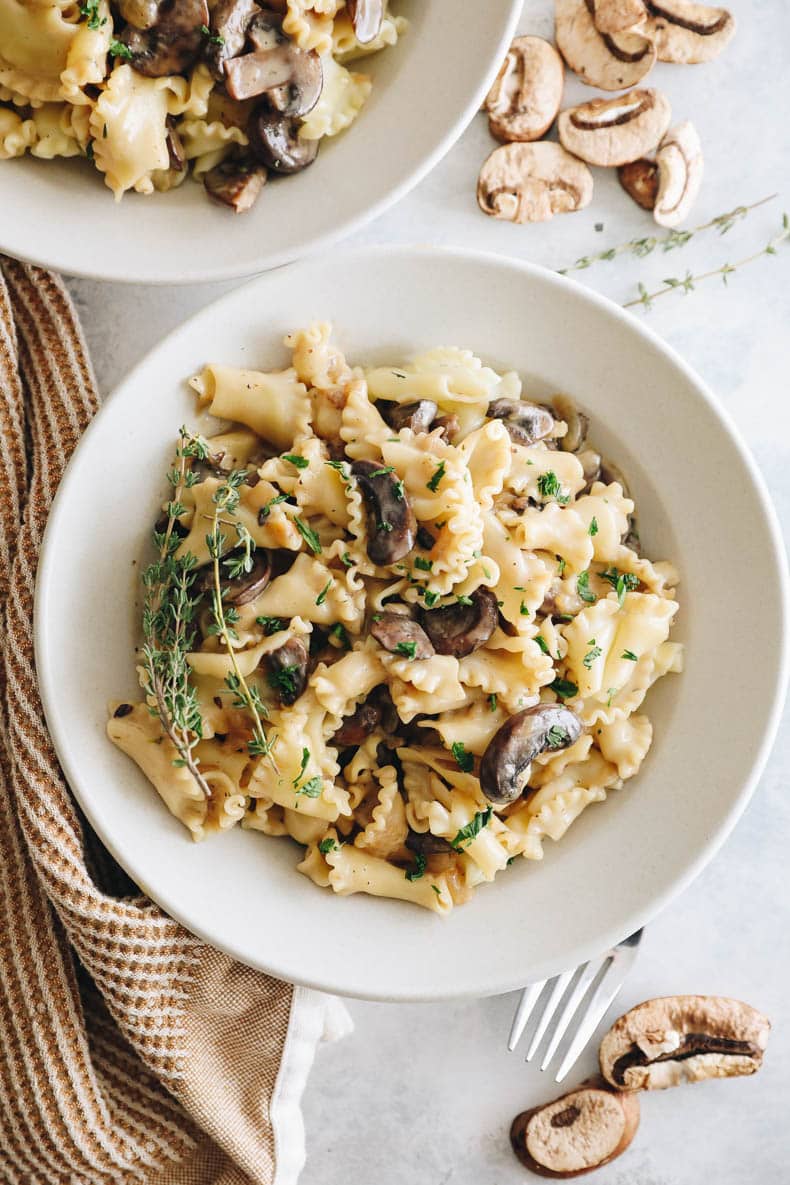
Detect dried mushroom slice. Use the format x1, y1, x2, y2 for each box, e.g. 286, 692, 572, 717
640, 0, 735, 64
510, 1080, 640, 1178
558, 88, 671, 168
477, 142, 593, 225
591, 0, 648, 33
599, 996, 771, 1091
484, 36, 564, 143
555, 0, 656, 92
653, 121, 703, 227
618, 157, 659, 209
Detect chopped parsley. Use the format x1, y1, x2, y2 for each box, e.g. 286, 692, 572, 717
258, 492, 287, 523
423, 589, 440, 608
546, 725, 571, 749
292, 747, 310, 788
318, 837, 337, 854
295, 516, 322, 554
557, 556, 567, 577
198, 23, 225, 45
329, 622, 351, 649
450, 807, 492, 852
456, 594, 473, 606
601, 566, 639, 605
588, 517, 599, 537
296, 776, 322, 798
268, 664, 301, 698
550, 676, 578, 700
108, 39, 133, 60
414, 556, 433, 571
405, 852, 426, 881
537, 470, 569, 504
427, 461, 446, 492
534, 635, 549, 656
577, 570, 596, 604
368, 466, 394, 478
488, 693, 498, 712
79, 0, 106, 29
519, 600, 530, 617
431, 884, 442, 898
283, 453, 309, 469
583, 643, 602, 670
256, 615, 286, 635
622, 649, 638, 662
451, 742, 474, 773
395, 640, 417, 660
341, 551, 353, 568
315, 579, 333, 606
326, 459, 350, 474
606, 687, 618, 708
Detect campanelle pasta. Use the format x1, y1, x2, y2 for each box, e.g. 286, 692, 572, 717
0, 0, 404, 208
108, 326, 683, 914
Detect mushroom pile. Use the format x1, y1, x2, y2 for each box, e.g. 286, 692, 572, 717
510, 994, 770, 1177
477, 0, 735, 228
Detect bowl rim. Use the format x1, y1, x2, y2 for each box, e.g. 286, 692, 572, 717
0, 3, 522, 285
35, 244, 790, 999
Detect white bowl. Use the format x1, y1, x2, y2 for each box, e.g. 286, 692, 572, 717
0, 2, 519, 284
35, 247, 789, 1000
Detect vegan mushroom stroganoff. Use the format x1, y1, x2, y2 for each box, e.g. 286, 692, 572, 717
0, 0, 404, 209
107, 326, 683, 914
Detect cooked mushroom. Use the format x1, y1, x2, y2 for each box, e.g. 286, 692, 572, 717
248, 110, 320, 174
555, 0, 656, 91
350, 459, 416, 566
204, 0, 261, 80
165, 118, 185, 172
120, 0, 208, 77
618, 157, 659, 209
487, 397, 555, 446
370, 611, 435, 659
591, 0, 647, 32
434, 414, 461, 444
265, 636, 309, 705
223, 549, 272, 605
477, 142, 593, 224
558, 88, 671, 168
406, 830, 454, 857
600, 996, 770, 1091
510, 1080, 640, 1178
332, 698, 383, 747
204, 153, 268, 212
421, 588, 498, 659
377, 399, 438, 433
479, 704, 583, 804
552, 394, 589, 454
225, 44, 322, 115
118, 0, 159, 28
246, 7, 288, 50
653, 121, 703, 227
640, 1, 735, 63
484, 36, 564, 143
347, 0, 384, 44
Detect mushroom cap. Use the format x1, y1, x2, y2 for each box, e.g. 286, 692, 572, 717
248, 110, 320, 174
555, 0, 656, 91
618, 158, 659, 210
420, 587, 498, 658
204, 154, 267, 213
510, 1080, 640, 1178
479, 703, 583, 804
599, 995, 771, 1091
204, 0, 262, 80
558, 88, 671, 167
350, 459, 417, 566
120, 0, 208, 77
347, 0, 384, 44
370, 611, 435, 660
641, 1, 735, 63
653, 120, 703, 228
378, 399, 438, 433
591, 0, 648, 33
485, 36, 564, 143
487, 397, 555, 446
477, 142, 593, 225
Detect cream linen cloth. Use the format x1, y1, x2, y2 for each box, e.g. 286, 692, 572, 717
0, 258, 351, 1185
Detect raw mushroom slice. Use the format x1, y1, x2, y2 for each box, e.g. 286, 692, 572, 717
370, 611, 435, 659
248, 110, 319, 174
484, 36, 565, 143
347, 0, 384, 44
487, 397, 555, 446
640, 0, 735, 64
204, 153, 268, 212
420, 588, 498, 659
558, 88, 671, 168
555, 0, 656, 91
618, 157, 659, 209
510, 1080, 641, 1178
653, 121, 703, 227
479, 704, 583, 804
204, 0, 261, 80
599, 996, 771, 1090
350, 460, 416, 566
120, 0, 209, 77
477, 142, 593, 225
591, 0, 648, 33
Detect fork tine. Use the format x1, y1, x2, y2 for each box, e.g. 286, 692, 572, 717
554, 961, 625, 1083
507, 979, 546, 1052
539, 959, 601, 1071
525, 969, 575, 1061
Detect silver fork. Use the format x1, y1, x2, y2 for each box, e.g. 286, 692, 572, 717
507, 929, 643, 1082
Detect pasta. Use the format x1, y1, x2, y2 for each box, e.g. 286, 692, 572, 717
109, 326, 683, 915
0, 0, 404, 208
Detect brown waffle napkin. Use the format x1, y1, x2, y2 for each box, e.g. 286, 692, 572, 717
0, 258, 348, 1185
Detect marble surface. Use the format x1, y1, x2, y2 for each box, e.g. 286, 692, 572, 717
65, 1, 790, 1179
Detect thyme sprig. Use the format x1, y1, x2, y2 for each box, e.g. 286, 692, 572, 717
140, 427, 211, 797
559, 194, 777, 276
624, 213, 790, 311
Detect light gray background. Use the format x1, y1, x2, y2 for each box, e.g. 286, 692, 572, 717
66, 1, 790, 1180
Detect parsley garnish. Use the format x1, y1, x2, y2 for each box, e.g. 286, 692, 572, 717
606, 687, 618, 708
292, 747, 310, 788
534, 635, 549, 655
583, 642, 602, 669
108, 39, 133, 60
557, 556, 566, 577
551, 676, 578, 700
283, 453, 308, 469
405, 852, 426, 881
427, 461, 446, 492
198, 23, 225, 45
622, 649, 638, 662
588, 517, 599, 537
268, 664, 301, 698
395, 640, 417, 660
341, 551, 352, 567
577, 570, 596, 604
79, 0, 106, 29
295, 516, 321, 554
546, 725, 570, 749
423, 590, 440, 608
519, 600, 530, 617
296, 776, 322, 798
368, 466, 394, 478
315, 579, 332, 606
601, 567, 639, 606
488, 693, 498, 712
451, 742, 474, 772
256, 615, 286, 636
257, 492, 287, 523
414, 556, 433, 571
456, 594, 473, 606
329, 622, 350, 649
431, 884, 442, 898
451, 807, 493, 852
319, 837, 337, 854
537, 471, 569, 504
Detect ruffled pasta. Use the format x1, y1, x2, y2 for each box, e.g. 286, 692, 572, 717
299, 55, 371, 141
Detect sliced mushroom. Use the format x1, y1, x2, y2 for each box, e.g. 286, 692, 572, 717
265, 636, 309, 705
618, 157, 659, 209
558, 88, 671, 168
165, 118, 185, 172
421, 588, 498, 659
377, 399, 438, 434
434, 414, 461, 444
350, 460, 416, 566
370, 611, 435, 659
552, 394, 589, 454
120, 0, 209, 77
480, 704, 583, 804
204, 153, 268, 212
118, 0, 159, 28
347, 0, 384, 44
225, 44, 322, 115
246, 7, 288, 50
600, 996, 771, 1090
591, 0, 648, 32
332, 698, 383, 747
640, 1, 735, 63
406, 830, 454, 857
487, 397, 555, 446
510, 1080, 640, 1178
653, 121, 703, 227
204, 0, 260, 80
248, 110, 320, 174
484, 36, 564, 143
477, 142, 593, 224
555, 0, 656, 91
218, 549, 272, 605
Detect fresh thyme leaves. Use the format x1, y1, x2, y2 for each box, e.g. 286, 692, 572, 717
577, 570, 596, 604
315, 579, 333, 606
534, 635, 549, 656
108, 39, 133, 59
395, 640, 417, 660
319, 837, 337, 854
427, 461, 446, 492
451, 807, 492, 852
256, 615, 286, 636
405, 851, 426, 881
295, 516, 322, 554
414, 556, 433, 571
559, 195, 778, 275
451, 742, 474, 773
296, 776, 323, 798
588, 517, 599, 537
622, 649, 638, 662
283, 453, 309, 469
258, 493, 287, 523
583, 642, 602, 669
293, 747, 310, 787
546, 725, 570, 749
79, 0, 106, 28
268, 663, 301, 699
550, 676, 578, 700
601, 566, 638, 605
488, 693, 498, 712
